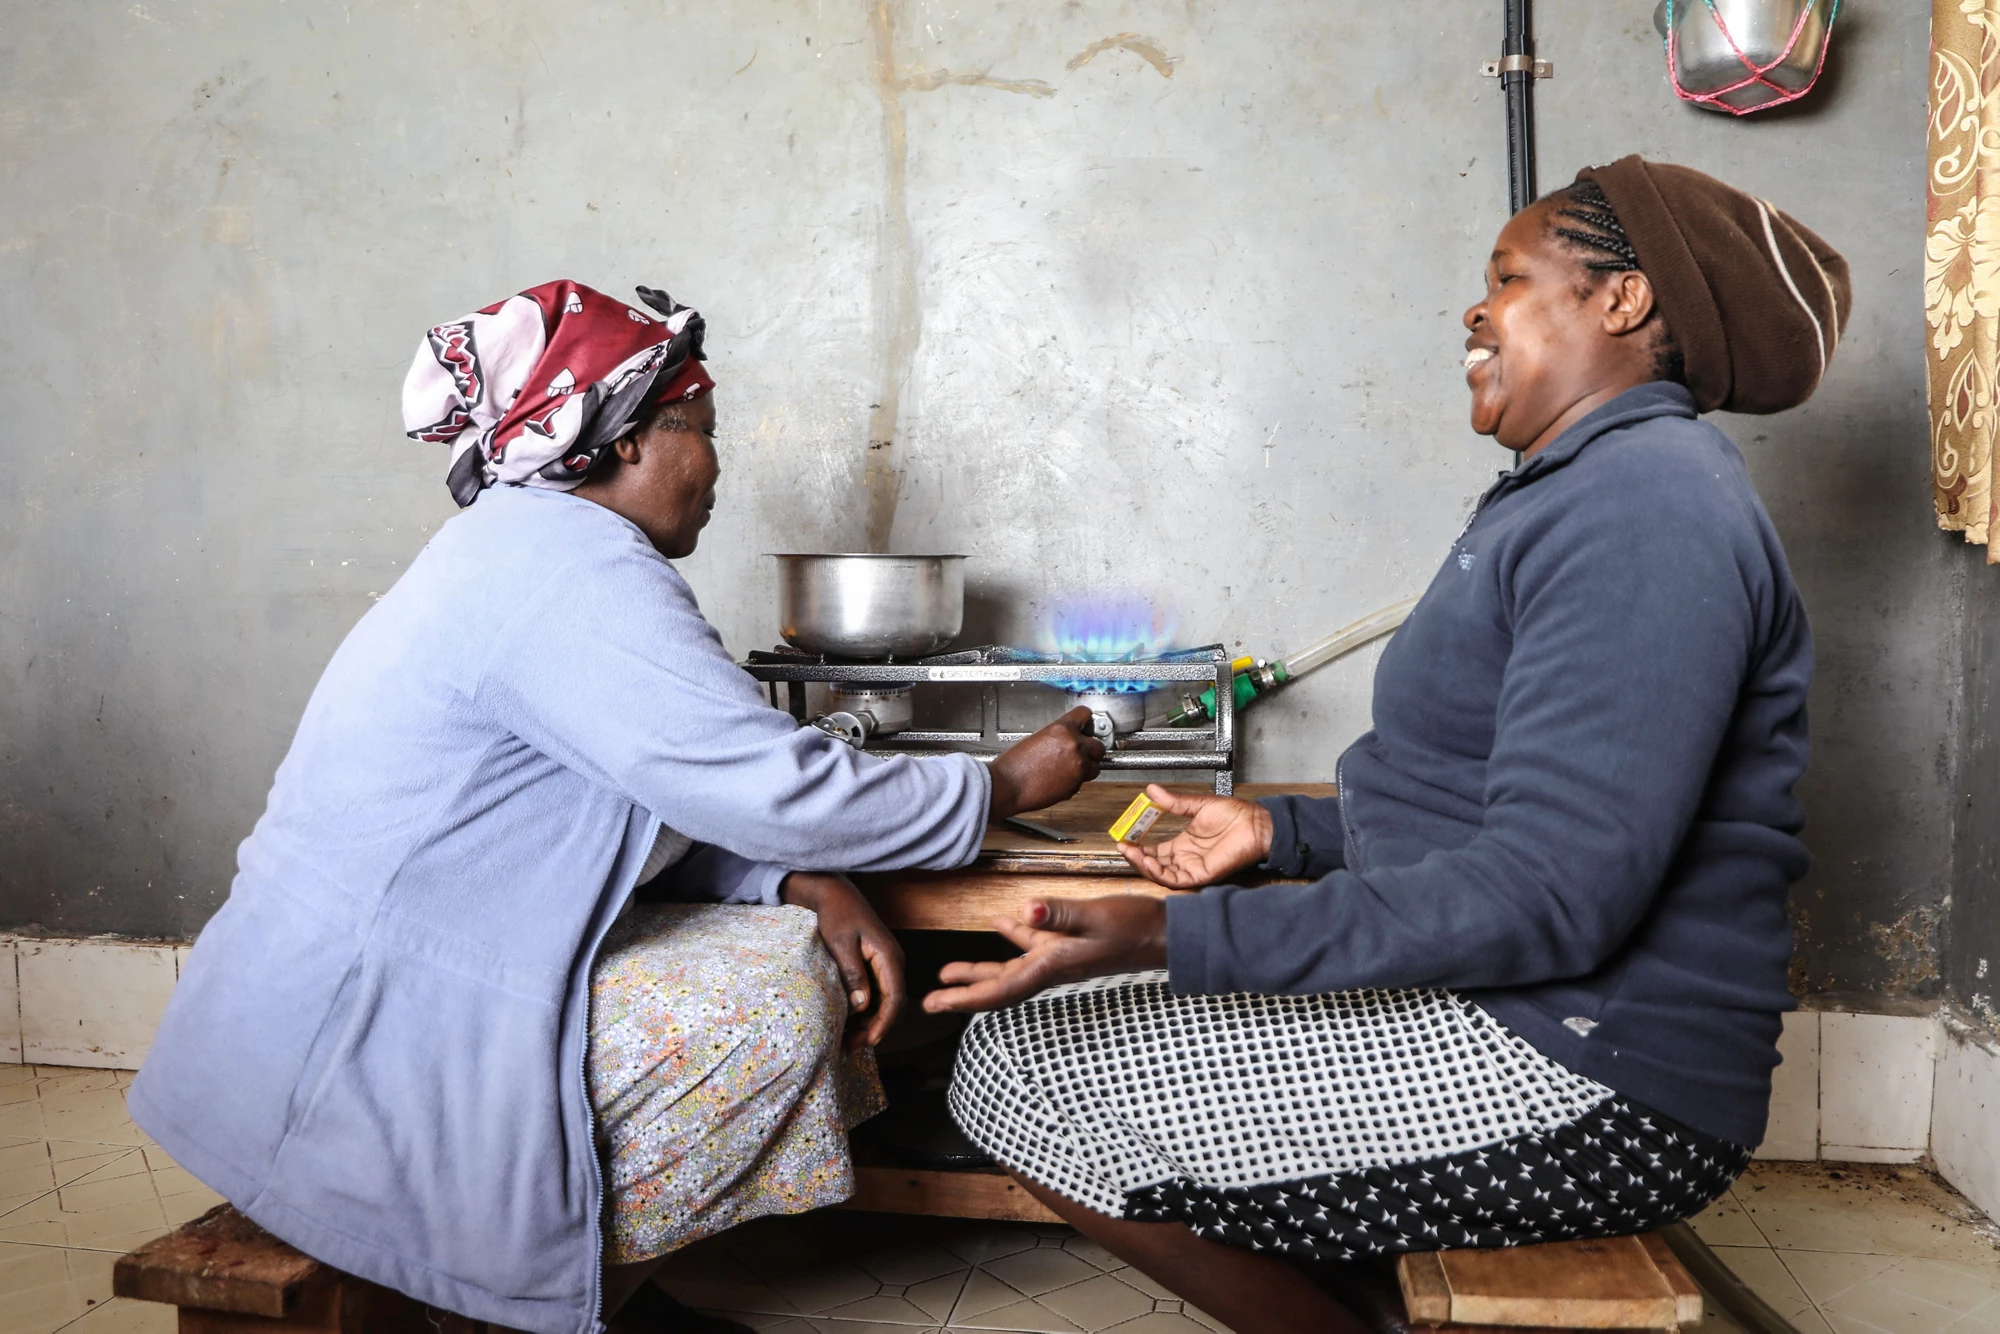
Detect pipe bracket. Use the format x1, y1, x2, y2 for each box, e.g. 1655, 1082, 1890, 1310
1481, 56, 1553, 78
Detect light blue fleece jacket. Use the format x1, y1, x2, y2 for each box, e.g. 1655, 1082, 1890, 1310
128, 487, 990, 1334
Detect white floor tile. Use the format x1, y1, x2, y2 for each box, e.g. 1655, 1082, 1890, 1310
1736, 1162, 1978, 1258
1708, 1244, 1816, 1315
1777, 1248, 1903, 1307
1690, 1188, 1768, 1247
58, 1296, 176, 1332
1859, 1255, 2000, 1319
976, 1246, 1100, 1299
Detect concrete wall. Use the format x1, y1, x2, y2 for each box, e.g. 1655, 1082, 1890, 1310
0, 1, 1965, 997
1948, 548, 2000, 1031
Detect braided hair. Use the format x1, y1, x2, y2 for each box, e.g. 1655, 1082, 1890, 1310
1546, 179, 1687, 386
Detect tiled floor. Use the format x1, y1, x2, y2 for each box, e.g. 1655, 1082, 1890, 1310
1685, 1161, 2000, 1333
2, 1062, 1997, 1334
656, 1209, 1230, 1334
0, 1065, 221, 1334
655, 1160, 2000, 1334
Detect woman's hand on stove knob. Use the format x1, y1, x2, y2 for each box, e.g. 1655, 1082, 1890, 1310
988, 707, 1106, 818
1119, 784, 1273, 889
920, 895, 1167, 1014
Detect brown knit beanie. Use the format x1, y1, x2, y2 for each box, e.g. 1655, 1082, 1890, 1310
1576, 155, 1851, 415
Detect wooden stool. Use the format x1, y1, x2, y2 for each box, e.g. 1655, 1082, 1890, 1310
1396, 1232, 1704, 1332
113, 1205, 498, 1332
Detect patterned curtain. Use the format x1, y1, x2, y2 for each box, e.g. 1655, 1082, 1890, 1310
1930, 0, 2000, 561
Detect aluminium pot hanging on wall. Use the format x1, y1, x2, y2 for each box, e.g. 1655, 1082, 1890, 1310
1653, 0, 1839, 115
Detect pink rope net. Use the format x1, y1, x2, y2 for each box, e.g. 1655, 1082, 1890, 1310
1666, 0, 1839, 116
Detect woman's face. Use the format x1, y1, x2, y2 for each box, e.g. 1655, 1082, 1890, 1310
1461, 200, 1654, 456
619, 393, 720, 559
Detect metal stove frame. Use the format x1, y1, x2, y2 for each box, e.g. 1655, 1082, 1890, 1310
742, 643, 1237, 794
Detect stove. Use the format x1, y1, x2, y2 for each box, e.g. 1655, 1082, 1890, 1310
741, 643, 1238, 795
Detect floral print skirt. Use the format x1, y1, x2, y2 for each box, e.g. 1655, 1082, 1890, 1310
588, 903, 885, 1265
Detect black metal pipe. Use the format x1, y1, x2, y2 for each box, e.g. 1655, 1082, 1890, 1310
1503, 0, 1536, 213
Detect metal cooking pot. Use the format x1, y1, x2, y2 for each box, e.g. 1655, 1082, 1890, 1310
1654, 0, 1834, 114
774, 554, 966, 659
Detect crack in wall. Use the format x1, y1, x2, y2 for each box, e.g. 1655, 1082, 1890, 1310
1065, 32, 1179, 78
903, 68, 1055, 97
865, 0, 923, 552
863, 2, 1072, 550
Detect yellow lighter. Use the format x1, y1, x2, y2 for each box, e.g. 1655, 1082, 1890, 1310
1108, 791, 1162, 843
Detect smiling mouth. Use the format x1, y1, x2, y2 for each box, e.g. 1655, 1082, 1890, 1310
1464, 348, 1496, 370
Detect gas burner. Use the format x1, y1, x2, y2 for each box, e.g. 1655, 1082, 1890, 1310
818, 685, 915, 742
738, 643, 1240, 794
1066, 689, 1146, 741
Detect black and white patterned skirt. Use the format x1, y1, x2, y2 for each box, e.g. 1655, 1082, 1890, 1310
947, 972, 1750, 1263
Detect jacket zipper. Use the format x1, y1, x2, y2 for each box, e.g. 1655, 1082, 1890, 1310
1458, 473, 1509, 542
579, 821, 656, 1333
581, 971, 605, 1334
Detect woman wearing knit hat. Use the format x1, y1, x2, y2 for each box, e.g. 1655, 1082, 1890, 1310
928, 160, 1848, 1334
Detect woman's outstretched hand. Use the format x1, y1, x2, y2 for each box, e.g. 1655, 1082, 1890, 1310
921, 895, 1167, 1014
781, 872, 905, 1052
1118, 784, 1275, 889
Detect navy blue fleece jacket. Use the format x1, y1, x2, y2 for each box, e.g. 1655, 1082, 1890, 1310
1165, 383, 1811, 1148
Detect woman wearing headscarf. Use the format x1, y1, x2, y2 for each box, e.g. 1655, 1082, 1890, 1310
130, 281, 1104, 1334
925, 158, 1849, 1334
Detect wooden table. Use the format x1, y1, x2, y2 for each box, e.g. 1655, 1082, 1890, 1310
854, 781, 1336, 932
845, 781, 1334, 1223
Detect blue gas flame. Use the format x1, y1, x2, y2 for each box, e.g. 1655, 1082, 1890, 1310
1040, 597, 1176, 694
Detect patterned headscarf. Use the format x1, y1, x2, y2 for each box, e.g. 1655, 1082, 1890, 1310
402, 281, 715, 507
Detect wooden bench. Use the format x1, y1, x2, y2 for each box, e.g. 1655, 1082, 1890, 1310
119, 1205, 1706, 1333
113, 1205, 498, 1332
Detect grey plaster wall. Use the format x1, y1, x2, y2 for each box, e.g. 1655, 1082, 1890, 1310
1948, 548, 2000, 1030
0, 1, 1964, 998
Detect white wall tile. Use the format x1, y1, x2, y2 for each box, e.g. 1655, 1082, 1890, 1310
0, 938, 20, 1063
18, 938, 178, 1069
1932, 1020, 2000, 1223
1756, 1009, 1819, 1160
1819, 1011, 1937, 1155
